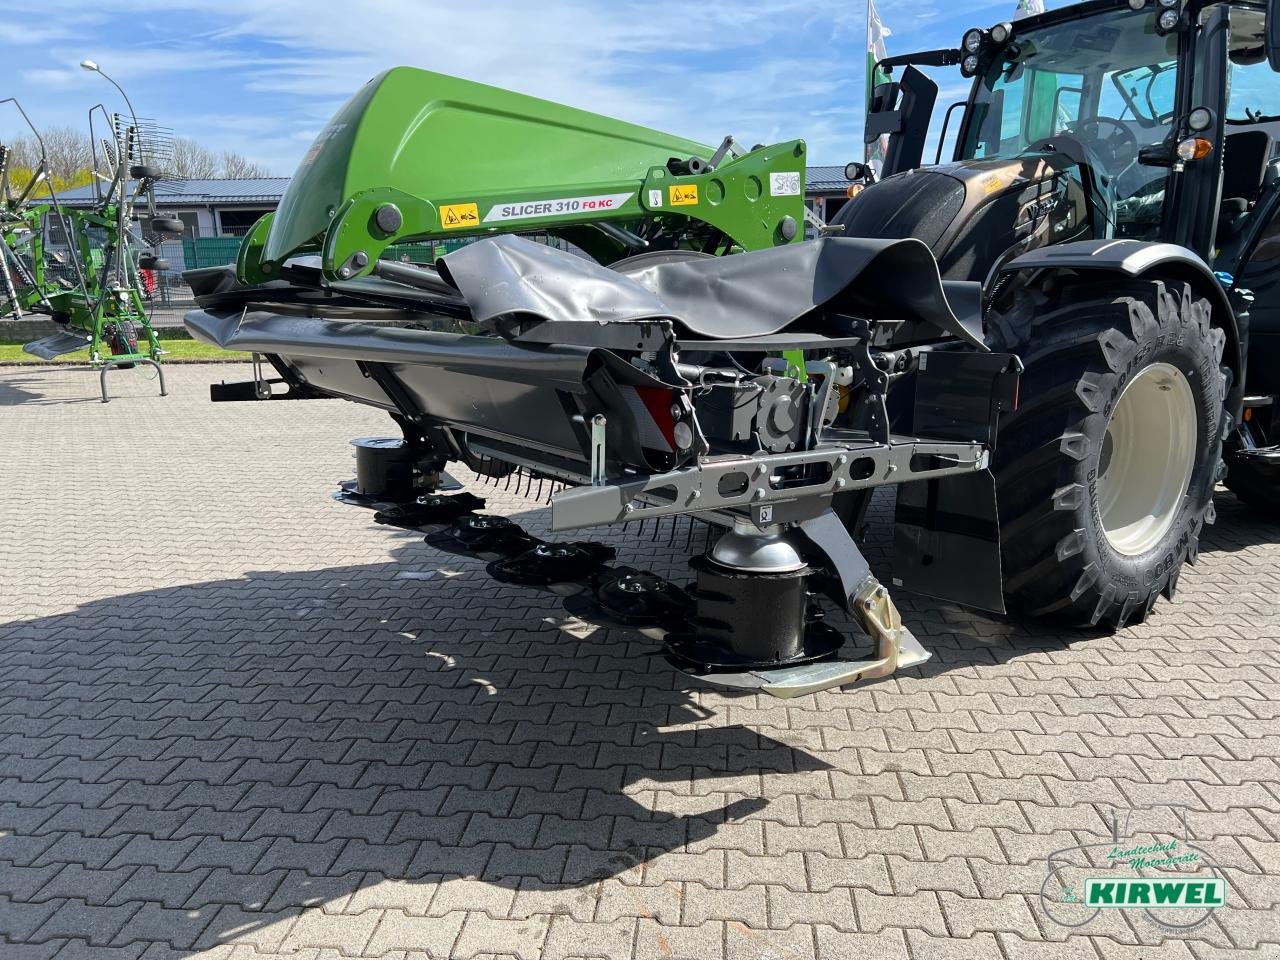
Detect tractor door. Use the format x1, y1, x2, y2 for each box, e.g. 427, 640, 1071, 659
1212, 3, 1280, 397
1162, 3, 1230, 258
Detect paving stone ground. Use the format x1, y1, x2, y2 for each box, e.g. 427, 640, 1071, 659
1, 362, 1278, 960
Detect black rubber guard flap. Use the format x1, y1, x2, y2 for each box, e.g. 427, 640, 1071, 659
437, 234, 987, 350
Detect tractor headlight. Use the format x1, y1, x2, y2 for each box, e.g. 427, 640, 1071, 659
961, 54, 981, 77
1188, 106, 1214, 131
963, 29, 984, 54
1157, 8, 1180, 29
990, 22, 1012, 44
1156, 0, 1178, 8
1127, 0, 1146, 8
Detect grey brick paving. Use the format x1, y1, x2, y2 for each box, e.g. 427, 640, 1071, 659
1, 362, 1278, 958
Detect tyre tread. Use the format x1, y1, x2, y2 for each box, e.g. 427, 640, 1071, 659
989, 278, 1226, 627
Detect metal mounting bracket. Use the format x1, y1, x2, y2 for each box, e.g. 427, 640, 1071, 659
590, 414, 608, 486
551, 435, 987, 531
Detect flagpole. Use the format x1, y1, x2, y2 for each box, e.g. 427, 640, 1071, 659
865, 0, 873, 166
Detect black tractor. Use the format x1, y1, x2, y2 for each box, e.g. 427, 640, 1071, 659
836, 0, 1280, 626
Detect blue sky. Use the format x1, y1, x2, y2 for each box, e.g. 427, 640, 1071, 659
1, 0, 1057, 175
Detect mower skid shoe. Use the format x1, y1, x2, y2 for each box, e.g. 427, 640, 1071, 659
686, 578, 931, 698
333, 470, 464, 510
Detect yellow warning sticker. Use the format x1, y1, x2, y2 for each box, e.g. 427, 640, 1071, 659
981, 175, 1005, 194
669, 184, 699, 206
440, 202, 480, 229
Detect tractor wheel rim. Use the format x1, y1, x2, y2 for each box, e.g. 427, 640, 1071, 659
1096, 361, 1198, 556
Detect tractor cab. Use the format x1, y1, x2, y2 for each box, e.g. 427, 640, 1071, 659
846, 0, 1280, 482
847, 0, 1280, 282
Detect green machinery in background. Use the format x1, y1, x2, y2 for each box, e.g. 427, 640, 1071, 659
237, 67, 812, 285
0, 98, 179, 401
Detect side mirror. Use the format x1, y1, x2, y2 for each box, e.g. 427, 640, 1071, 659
868, 81, 900, 114
864, 66, 939, 177
1268, 0, 1280, 70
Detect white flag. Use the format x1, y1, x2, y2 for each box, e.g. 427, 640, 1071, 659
1014, 0, 1045, 20
865, 0, 892, 169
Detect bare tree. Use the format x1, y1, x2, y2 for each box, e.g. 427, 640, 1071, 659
1, 136, 41, 173
1, 126, 92, 185
4, 128, 270, 188
220, 150, 270, 179
167, 139, 271, 178
168, 137, 220, 179
40, 126, 93, 183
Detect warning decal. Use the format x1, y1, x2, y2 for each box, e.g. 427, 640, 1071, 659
669, 184, 698, 206
769, 171, 801, 197
440, 202, 480, 229
482, 192, 633, 224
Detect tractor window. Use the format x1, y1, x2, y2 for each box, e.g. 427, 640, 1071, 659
971, 67, 1084, 157
1103, 63, 1177, 125
1054, 87, 1084, 131
961, 6, 1179, 238
1226, 56, 1280, 120
992, 75, 1025, 148
1222, 7, 1278, 121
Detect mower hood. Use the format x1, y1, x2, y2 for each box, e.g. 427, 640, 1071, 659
262, 66, 712, 268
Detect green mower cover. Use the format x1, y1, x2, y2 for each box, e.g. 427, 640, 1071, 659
245, 66, 808, 283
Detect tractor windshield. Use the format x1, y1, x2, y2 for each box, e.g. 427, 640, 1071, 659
960, 7, 1179, 238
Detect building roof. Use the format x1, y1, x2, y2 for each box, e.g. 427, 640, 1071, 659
806, 164, 853, 192
57, 177, 291, 206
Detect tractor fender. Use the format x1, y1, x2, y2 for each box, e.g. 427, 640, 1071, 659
996, 238, 1243, 414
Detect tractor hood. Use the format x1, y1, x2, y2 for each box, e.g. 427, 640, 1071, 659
263, 66, 712, 266
836, 154, 1093, 282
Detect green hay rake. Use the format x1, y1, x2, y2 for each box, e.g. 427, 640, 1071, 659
0, 98, 176, 400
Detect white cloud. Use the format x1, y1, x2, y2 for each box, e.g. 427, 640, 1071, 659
0, 0, 1059, 175
32, 1, 872, 170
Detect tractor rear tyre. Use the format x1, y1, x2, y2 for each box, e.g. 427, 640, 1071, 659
986, 279, 1228, 627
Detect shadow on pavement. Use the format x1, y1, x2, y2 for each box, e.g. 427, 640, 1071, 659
0, 536, 829, 953
0, 366, 160, 405
0, 371, 92, 405
1194, 487, 1280, 554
